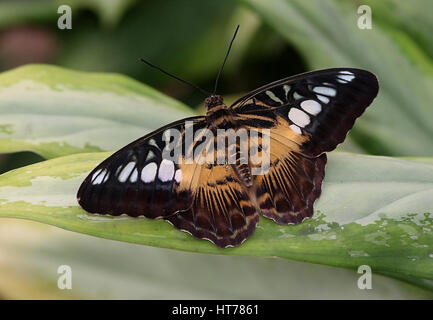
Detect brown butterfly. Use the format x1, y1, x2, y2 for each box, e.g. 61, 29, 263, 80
77, 26, 379, 248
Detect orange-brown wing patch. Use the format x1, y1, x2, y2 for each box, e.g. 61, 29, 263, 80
249, 118, 326, 224
165, 164, 259, 248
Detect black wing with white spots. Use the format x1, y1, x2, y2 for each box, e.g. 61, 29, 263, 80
77, 116, 206, 219
231, 68, 379, 156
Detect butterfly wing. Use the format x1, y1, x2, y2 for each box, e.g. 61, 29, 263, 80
78, 114, 258, 248
251, 132, 327, 224
77, 116, 206, 219
231, 68, 379, 157
165, 163, 259, 248
232, 68, 379, 224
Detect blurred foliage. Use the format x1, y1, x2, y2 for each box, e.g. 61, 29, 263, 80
363, 0, 433, 61
0, 0, 305, 106
238, 0, 433, 156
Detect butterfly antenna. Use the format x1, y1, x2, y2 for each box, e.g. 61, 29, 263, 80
213, 25, 239, 95
139, 58, 210, 96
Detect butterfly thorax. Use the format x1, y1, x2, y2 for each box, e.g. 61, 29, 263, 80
204, 94, 253, 187
205, 95, 232, 127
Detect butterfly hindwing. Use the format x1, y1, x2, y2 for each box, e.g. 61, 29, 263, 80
165, 163, 259, 248
77, 116, 206, 219
253, 150, 327, 225
231, 68, 379, 157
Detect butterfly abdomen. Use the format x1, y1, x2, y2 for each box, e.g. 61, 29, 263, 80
234, 162, 252, 187
229, 139, 253, 187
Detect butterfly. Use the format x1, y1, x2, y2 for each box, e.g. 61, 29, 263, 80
77, 28, 379, 248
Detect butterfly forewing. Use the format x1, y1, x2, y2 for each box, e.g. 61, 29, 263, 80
77, 116, 206, 218
231, 68, 379, 157
231, 68, 378, 226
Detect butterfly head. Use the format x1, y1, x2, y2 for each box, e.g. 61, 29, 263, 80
205, 94, 225, 111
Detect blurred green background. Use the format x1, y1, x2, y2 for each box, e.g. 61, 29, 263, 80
0, 0, 432, 299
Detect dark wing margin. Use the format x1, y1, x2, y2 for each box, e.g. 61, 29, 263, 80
77, 116, 206, 219
231, 68, 379, 157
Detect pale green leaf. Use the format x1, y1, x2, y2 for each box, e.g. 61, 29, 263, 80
0, 152, 432, 280
1, 219, 431, 298
0, 64, 195, 158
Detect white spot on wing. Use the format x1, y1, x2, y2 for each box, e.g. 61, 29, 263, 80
102, 172, 110, 183
145, 150, 156, 161
340, 70, 354, 74
288, 108, 310, 127
300, 100, 321, 115
174, 169, 182, 183
283, 85, 291, 98
266, 90, 283, 104
92, 169, 109, 185
293, 91, 304, 100
338, 72, 355, 82
162, 130, 171, 149
316, 94, 330, 104
141, 162, 157, 183
118, 162, 135, 182
129, 168, 138, 183
313, 86, 336, 97
158, 159, 175, 182
148, 139, 159, 149
91, 169, 102, 183
289, 124, 302, 134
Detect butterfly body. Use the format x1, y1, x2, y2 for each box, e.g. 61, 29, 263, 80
78, 68, 378, 248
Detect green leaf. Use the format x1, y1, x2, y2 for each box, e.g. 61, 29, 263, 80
1, 219, 432, 299
0, 64, 195, 158
0, 152, 432, 280
237, 0, 433, 156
